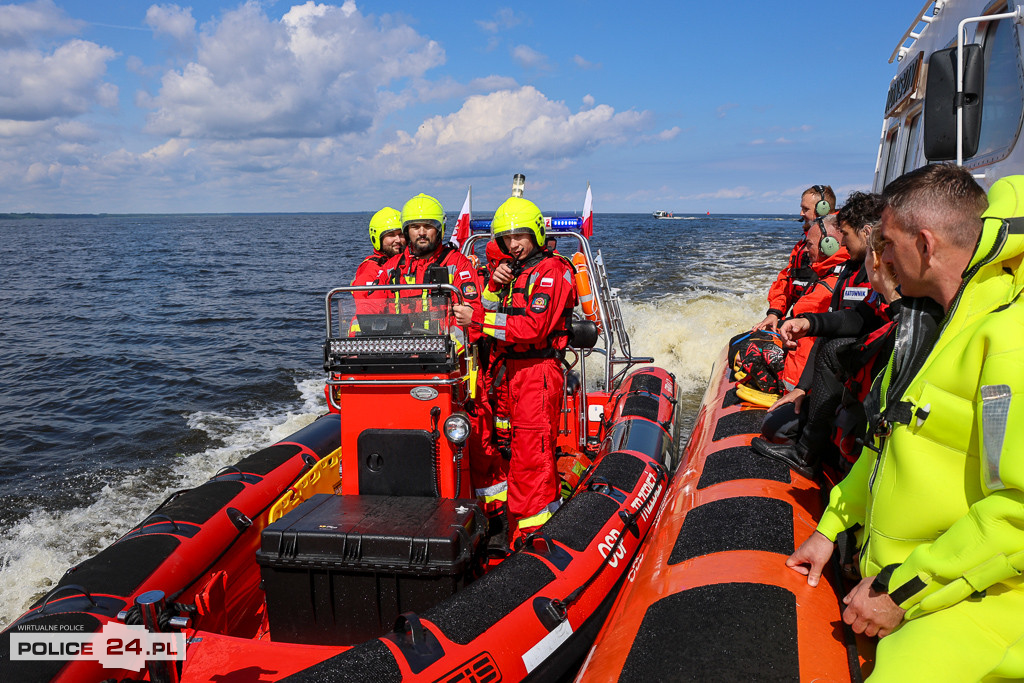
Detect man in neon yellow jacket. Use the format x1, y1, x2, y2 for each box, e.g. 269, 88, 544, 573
788, 164, 1024, 681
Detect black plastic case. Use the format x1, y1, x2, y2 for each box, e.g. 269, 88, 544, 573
257, 494, 484, 645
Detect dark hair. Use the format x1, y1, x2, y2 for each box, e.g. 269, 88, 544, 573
882, 163, 986, 250
837, 191, 884, 231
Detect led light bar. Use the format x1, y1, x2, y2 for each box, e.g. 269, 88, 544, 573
327, 336, 449, 357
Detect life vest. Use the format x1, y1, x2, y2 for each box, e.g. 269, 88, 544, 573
486, 249, 576, 360
830, 320, 897, 468
730, 330, 786, 395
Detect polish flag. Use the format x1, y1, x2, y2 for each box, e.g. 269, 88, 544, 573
452, 186, 471, 247
581, 183, 593, 238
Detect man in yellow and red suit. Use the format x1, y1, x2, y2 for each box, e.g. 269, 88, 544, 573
454, 197, 576, 546
351, 207, 406, 309
373, 194, 482, 351
754, 184, 837, 331
788, 164, 1024, 680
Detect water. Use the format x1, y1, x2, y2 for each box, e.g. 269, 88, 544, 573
0, 212, 797, 627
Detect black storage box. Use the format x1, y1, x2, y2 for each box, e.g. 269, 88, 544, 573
257, 494, 484, 645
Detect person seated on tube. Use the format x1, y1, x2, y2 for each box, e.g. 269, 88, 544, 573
753, 184, 837, 332
788, 163, 1024, 681
751, 192, 886, 476
453, 197, 576, 548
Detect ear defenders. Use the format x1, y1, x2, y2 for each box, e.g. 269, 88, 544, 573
816, 217, 841, 258
813, 184, 832, 217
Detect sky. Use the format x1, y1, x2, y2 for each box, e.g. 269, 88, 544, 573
0, 0, 923, 214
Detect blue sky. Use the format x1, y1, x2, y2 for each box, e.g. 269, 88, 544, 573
0, 0, 918, 214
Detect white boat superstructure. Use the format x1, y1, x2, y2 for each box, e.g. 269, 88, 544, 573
874, 0, 1024, 191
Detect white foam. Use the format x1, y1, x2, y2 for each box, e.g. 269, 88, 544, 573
0, 374, 326, 629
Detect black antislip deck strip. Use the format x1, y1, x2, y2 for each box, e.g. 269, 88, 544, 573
629, 373, 663, 395
722, 387, 742, 408
282, 638, 402, 683
668, 497, 794, 565
712, 408, 766, 441
697, 446, 791, 489
423, 552, 554, 645
542, 491, 619, 552
234, 443, 302, 476
36, 535, 182, 604
592, 451, 648, 492
149, 480, 245, 526
618, 583, 799, 682
621, 394, 660, 421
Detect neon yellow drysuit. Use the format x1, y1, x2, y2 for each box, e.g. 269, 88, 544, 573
816, 175, 1024, 681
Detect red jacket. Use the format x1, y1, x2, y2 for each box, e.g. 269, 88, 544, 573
373, 244, 483, 343
470, 250, 576, 354
766, 239, 812, 318
351, 251, 389, 309
780, 247, 850, 389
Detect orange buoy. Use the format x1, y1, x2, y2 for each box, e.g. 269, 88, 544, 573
572, 252, 602, 331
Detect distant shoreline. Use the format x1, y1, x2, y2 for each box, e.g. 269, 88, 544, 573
1, 211, 797, 219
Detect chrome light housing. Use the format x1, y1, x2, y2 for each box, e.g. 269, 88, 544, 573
443, 412, 471, 444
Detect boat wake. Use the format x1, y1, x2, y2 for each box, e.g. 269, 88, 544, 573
0, 376, 327, 629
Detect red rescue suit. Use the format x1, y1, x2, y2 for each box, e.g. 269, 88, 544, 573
779, 247, 849, 390
350, 252, 389, 323
765, 238, 814, 318
468, 249, 576, 540
374, 244, 483, 346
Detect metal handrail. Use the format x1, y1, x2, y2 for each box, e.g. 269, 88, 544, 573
325, 283, 465, 338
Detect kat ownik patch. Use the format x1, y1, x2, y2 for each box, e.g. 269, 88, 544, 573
530, 293, 550, 312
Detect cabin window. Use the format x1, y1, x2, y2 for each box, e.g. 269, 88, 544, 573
974, 14, 1024, 160
880, 126, 901, 186
902, 109, 923, 174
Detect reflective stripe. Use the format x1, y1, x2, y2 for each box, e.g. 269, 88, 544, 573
517, 499, 561, 530
475, 481, 508, 502
482, 288, 501, 311
980, 384, 1011, 490
494, 417, 511, 429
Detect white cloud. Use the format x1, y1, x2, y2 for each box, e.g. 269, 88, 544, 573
144, 1, 445, 139
476, 8, 522, 33
573, 54, 599, 70
145, 4, 196, 48
512, 45, 549, 70
373, 85, 651, 179
581, 94, 595, 109
0, 0, 81, 48
0, 39, 118, 121
655, 126, 681, 141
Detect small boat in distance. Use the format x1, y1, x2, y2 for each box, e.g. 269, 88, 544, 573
652, 210, 673, 218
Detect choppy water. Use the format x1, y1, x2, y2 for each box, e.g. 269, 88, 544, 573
0, 211, 797, 626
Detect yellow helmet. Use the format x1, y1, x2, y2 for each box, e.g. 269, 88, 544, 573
368, 207, 402, 251
401, 193, 446, 240
491, 196, 544, 252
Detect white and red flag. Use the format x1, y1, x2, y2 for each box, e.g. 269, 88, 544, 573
452, 186, 472, 247
581, 183, 593, 238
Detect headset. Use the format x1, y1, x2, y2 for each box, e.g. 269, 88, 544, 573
815, 217, 841, 258
812, 184, 833, 217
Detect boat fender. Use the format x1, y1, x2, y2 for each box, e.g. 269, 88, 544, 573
735, 382, 780, 408
572, 252, 602, 330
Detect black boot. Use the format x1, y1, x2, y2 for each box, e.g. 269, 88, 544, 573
751, 437, 815, 479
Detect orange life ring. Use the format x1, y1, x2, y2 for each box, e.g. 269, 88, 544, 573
572, 252, 602, 329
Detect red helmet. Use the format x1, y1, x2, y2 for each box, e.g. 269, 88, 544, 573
485, 239, 507, 267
